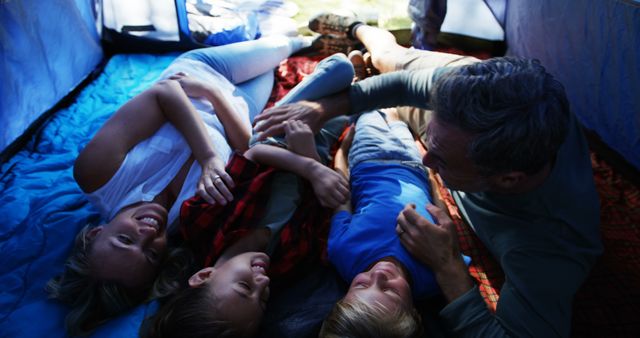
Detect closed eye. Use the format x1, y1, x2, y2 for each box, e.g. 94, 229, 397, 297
239, 281, 251, 292
117, 234, 133, 245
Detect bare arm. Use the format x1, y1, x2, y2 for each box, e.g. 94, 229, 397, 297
332, 126, 354, 214
244, 144, 349, 209
75, 78, 234, 205
168, 72, 250, 152
253, 90, 351, 140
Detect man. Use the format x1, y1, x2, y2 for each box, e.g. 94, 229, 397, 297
253, 13, 603, 338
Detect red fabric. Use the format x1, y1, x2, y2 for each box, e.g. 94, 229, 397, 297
180, 154, 331, 282
265, 55, 326, 109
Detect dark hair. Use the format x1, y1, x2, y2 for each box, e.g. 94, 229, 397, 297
143, 285, 251, 338
47, 225, 191, 336
431, 57, 570, 175
319, 298, 424, 338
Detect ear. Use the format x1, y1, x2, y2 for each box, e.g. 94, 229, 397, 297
188, 267, 215, 288
492, 171, 526, 190
85, 226, 103, 241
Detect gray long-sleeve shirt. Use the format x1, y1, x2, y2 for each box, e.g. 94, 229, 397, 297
348, 70, 603, 338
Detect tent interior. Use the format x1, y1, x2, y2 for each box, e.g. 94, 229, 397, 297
1, 0, 638, 337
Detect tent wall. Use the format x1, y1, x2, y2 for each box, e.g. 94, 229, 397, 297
0, 0, 103, 153
504, 0, 640, 170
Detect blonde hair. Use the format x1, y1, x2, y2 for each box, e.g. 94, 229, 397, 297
47, 224, 191, 336
319, 298, 424, 338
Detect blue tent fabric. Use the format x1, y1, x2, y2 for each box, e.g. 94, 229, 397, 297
0, 0, 103, 152
504, 0, 640, 170
0, 53, 176, 338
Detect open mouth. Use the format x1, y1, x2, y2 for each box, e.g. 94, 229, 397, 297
138, 216, 160, 229
251, 261, 268, 274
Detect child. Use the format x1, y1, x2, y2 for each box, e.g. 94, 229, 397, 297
145, 54, 355, 338
319, 109, 469, 338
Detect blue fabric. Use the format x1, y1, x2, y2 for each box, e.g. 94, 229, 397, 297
348, 110, 423, 168
329, 162, 441, 299
0, 0, 103, 152
0, 54, 177, 338
329, 110, 470, 299
504, 0, 640, 169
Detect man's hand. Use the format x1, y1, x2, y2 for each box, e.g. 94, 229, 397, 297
254, 90, 351, 141
253, 101, 326, 140
308, 162, 350, 209
396, 203, 473, 301
197, 156, 235, 206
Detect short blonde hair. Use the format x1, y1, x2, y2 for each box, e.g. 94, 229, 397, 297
319, 298, 424, 338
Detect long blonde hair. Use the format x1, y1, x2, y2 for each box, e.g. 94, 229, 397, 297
47, 224, 191, 336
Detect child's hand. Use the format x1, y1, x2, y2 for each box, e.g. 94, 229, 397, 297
285, 120, 321, 161
309, 162, 350, 208
168, 72, 210, 98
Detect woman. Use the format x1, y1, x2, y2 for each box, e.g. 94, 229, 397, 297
46, 35, 314, 336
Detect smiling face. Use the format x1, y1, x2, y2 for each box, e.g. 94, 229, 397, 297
422, 117, 492, 192
344, 260, 413, 313
189, 252, 271, 335
87, 202, 168, 289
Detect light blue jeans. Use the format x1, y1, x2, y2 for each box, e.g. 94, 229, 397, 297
349, 110, 423, 169
179, 36, 354, 122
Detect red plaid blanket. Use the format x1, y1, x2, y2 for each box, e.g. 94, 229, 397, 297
180, 154, 331, 283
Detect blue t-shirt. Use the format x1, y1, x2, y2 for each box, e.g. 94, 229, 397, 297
328, 162, 441, 299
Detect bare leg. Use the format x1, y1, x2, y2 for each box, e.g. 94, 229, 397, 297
352, 25, 408, 73
352, 24, 479, 73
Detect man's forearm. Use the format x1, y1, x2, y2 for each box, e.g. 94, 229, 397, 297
349, 70, 433, 114
434, 257, 475, 303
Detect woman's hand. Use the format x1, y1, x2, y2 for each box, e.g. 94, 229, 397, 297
197, 156, 235, 206
308, 162, 350, 209
168, 72, 211, 98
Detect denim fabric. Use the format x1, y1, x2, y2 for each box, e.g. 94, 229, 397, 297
349, 110, 423, 169
180, 36, 297, 121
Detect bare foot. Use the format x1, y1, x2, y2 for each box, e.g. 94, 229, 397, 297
363, 52, 380, 77
348, 50, 367, 82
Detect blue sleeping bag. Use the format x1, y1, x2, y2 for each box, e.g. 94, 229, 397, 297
0, 54, 175, 338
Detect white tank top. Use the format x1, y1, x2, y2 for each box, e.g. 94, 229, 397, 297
86, 58, 251, 234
